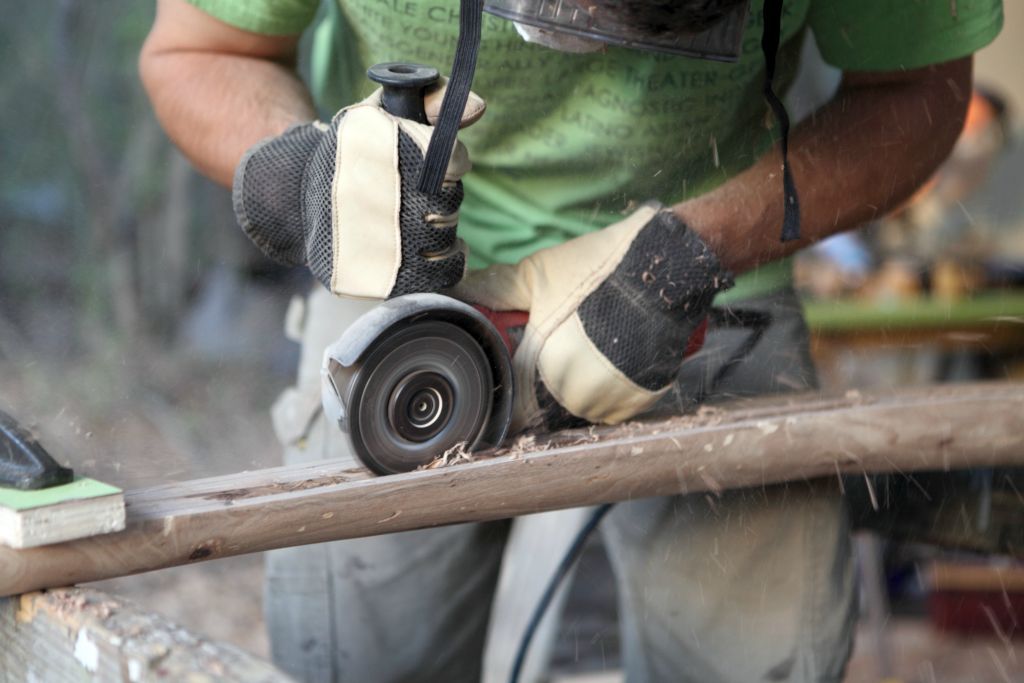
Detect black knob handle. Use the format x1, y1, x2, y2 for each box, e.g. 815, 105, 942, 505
367, 62, 440, 124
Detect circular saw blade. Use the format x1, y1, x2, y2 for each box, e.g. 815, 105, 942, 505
344, 320, 494, 475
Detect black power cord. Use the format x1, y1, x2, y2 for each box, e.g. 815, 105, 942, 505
507, 503, 614, 683
507, 306, 773, 683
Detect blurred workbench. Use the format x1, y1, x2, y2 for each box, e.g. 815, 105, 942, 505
804, 290, 1024, 386
805, 290, 1024, 345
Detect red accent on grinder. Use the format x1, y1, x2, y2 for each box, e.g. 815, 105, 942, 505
473, 307, 529, 354
684, 317, 709, 358
475, 307, 709, 361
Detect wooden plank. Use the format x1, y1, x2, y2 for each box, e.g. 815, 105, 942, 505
0, 587, 291, 682
1, 381, 1023, 598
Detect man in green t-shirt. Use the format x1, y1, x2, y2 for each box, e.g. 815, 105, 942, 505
140, 1, 1001, 681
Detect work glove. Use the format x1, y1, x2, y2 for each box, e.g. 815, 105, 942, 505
453, 203, 734, 431
233, 83, 485, 299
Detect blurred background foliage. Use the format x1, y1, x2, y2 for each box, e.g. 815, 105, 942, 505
0, 0, 260, 356
0, 0, 299, 497
0, 0, 283, 653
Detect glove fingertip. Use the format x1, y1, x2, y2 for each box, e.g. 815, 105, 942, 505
438, 250, 468, 290
233, 123, 326, 267
231, 137, 277, 257
535, 378, 589, 432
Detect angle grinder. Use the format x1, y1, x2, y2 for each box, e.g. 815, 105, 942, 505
320, 63, 521, 476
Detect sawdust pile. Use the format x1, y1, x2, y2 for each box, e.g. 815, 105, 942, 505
419, 404, 729, 470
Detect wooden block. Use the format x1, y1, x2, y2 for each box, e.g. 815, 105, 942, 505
0, 478, 125, 549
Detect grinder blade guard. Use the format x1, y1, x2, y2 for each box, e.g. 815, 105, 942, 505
321, 294, 514, 475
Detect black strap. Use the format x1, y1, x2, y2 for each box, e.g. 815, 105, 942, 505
761, 0, 800, 242
416, 0, 484, 195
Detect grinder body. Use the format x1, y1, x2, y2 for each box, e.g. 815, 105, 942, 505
319, 63, 516, 475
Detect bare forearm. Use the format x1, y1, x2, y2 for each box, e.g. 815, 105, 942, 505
139, 0, 315, 186
141, 54, 313, 186
681, 57, 972, 274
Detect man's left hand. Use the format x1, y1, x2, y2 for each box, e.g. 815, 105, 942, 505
453, 203, 733, 432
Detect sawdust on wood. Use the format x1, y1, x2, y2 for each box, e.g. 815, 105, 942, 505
423, 441, 475, 469
196, 474, 355, 502
418, 404, 732, 471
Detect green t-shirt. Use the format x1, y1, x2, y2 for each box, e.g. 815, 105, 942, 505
189, 0, 1002, 300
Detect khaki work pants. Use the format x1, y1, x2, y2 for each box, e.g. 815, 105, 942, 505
265, 286, 856, 683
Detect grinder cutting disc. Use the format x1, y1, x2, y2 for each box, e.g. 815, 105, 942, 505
345, 319, 494, 474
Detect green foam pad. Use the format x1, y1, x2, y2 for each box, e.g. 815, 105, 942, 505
0, 478, 122, 511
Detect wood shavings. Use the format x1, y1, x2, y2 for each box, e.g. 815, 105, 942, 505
511, 434, 537, 452
564, 425, 601, 447
423, 441, 474, 469
695, 405, 725, 421
490, 432, 559, 461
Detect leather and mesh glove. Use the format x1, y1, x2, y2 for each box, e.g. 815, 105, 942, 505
233, 86, 483, 299
453, 203, 734, 431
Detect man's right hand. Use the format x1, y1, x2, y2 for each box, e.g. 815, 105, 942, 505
233, 87, 481, 299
